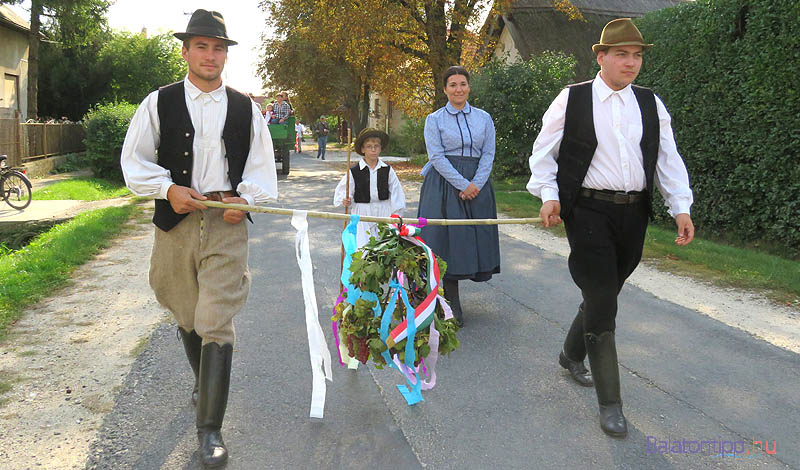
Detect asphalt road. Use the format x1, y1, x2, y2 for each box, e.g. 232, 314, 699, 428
86, 151, 798, 470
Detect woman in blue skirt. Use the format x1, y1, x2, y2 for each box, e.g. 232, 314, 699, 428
418, 65, 500, 326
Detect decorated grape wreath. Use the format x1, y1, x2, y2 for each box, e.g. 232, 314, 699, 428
333, 218, 460, 404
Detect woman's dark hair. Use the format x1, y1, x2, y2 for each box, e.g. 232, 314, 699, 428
442, 66, 470, 88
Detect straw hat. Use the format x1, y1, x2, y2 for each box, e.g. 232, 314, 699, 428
354, 128, 389, 156
592, 18, 652, 54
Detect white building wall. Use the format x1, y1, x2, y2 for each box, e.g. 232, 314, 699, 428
0, 26, 29, 120
367, 92, 405, 136
493, 25, 521, 64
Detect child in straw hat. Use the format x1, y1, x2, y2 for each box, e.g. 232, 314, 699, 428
333, 128, 406, 248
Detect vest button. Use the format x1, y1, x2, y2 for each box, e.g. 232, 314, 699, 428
182, 170, 188, 175
185, 132, 190, 138
184, 151, 189, 156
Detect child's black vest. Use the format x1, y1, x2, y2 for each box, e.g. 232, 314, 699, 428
556, 80, 660, 219
154, 81, 252, 231
350, 164, 390, 203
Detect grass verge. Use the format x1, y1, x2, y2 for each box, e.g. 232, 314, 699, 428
32, 178, 130, 201
0, 204, 140, 339
489, 175, 800, 305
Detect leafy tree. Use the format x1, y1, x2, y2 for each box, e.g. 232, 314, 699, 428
258, 32, 363, 128
96, 31, 185, 104
0, 0, 111, 119
37, 30, 184, 120
260, 0, 581, 121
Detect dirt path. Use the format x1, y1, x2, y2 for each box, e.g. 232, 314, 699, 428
0, 208, 166, 469
0, 189, 797, 469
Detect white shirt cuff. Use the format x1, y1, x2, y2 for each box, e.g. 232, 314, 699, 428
541, 188, 560, 203
159, 182, 174, 200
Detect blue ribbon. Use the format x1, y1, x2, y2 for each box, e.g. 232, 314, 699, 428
341, 215, 362, 304
380, 279, 423, 405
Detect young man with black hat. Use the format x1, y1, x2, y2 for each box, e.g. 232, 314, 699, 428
120, 9, 277, 467
527, 18, 695, 438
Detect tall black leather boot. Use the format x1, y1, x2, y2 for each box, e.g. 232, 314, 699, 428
559, 304, 593, 386
443, 278, 464, 327
178, 328, 202, 405
196, 342, 233, 468
585, 331, 627, 437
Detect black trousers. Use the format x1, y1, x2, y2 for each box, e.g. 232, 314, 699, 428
563, 195, 649, 335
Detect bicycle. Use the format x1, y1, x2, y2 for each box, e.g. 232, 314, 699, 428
0, 154, 32, 210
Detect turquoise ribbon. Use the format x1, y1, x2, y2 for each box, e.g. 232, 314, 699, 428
341, 215, 362, 304
380, 278, 423, 405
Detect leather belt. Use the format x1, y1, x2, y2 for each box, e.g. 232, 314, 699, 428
202, 191, 237, 202
580, 188, 645, 204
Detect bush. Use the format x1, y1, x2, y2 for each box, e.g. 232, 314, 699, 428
470, 53, 576, 176
636, 0, 800, 257
396, 116, 426, 157
82, 102, 137, 182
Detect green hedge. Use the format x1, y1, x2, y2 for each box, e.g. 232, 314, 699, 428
635, 0, 800, 257
82, 102, 138, 182
470, 53, 576, 176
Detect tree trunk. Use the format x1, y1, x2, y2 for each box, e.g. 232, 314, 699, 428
27, 0, 43, 120
358, 79, 369, 134
425, 0, 450, 110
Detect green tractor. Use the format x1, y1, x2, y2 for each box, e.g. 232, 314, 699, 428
268, 116, 295, 175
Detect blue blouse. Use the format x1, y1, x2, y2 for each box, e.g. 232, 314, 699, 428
421, 101, 497, 191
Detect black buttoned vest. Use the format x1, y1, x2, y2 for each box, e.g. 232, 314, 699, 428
350, 164, 390, 203
153, 81, 252, 231
556, 80, 660, 219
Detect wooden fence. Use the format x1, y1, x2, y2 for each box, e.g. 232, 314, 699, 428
0, 113, 85, 167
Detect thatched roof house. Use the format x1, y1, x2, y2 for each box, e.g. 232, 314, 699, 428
486, 0, 686, 79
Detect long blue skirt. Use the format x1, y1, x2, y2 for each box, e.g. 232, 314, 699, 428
417, 155, 501, 282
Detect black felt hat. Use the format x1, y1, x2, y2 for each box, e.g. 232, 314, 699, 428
173, 9, 238, 46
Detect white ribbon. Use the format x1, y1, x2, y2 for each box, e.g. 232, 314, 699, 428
291, 210, 333, 418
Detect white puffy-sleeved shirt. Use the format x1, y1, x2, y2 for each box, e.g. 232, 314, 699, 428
333, 158, 406, 248
527, 73, 693, 217
120, 77, 278, 205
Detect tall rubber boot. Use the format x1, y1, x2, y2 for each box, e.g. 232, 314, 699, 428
178, 328, 202, 405
585, 331, 627, 437
196, 342, 233, 467
558, 304, 593, 386
443, 278, 464, 327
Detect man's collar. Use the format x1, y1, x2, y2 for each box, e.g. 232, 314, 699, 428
184, 76, 226, 102
359, 158, 388, 170
445, 101, 471, 114
593, 72, 633, 104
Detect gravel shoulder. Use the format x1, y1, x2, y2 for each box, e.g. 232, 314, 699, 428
0, 178, 797, 469
0, 207, 166, 469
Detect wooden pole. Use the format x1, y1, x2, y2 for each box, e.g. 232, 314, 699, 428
339, 127, 353, 292
200, 200, 541, 225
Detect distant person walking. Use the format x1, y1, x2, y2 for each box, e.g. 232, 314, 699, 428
295, 121, 306, 152
315, 116, 329, 160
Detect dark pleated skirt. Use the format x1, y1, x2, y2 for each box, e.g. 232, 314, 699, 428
417, 155, 501, 282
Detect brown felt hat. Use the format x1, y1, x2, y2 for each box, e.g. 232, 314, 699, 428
174, 9, 238, 46
354, 128, 389, 156
592, 18, 652, 54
